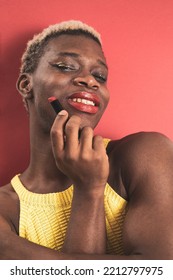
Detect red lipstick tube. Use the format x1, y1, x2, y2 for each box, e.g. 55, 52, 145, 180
48, 97, 64, 114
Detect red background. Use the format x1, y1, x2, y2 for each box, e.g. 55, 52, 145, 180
1, 0, 173, 185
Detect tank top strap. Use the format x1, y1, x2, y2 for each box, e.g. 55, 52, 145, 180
103, 138, 111, 148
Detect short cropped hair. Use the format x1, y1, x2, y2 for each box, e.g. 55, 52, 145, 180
20, 20, 102, 74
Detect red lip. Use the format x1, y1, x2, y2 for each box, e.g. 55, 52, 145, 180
67, 92, 100, 114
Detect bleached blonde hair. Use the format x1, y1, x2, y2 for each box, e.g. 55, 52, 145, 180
20, 20, 102, 74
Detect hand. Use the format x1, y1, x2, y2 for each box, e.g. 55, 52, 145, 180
50, 110, 109, 195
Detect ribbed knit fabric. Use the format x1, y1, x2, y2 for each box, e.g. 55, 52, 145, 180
11, 139, 128, 254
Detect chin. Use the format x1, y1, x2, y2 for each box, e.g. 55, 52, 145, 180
79, 116, 101, 130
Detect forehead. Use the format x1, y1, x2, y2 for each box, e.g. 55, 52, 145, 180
42, 34, 107, 64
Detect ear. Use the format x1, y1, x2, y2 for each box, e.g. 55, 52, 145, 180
16, 73, 34, 100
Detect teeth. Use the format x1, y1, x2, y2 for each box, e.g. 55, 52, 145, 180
72, 98, 95, 106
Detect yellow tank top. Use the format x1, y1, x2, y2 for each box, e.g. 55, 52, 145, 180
11, 139, 128, 255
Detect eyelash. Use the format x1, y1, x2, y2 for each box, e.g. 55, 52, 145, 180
53, 63, 77, 71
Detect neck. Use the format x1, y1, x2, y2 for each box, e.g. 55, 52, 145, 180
21, 119, 72, 194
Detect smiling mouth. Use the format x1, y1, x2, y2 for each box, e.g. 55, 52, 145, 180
67, 92, 100, 114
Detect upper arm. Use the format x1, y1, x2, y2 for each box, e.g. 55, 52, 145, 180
0, 188, 19, 235
112, 132, 173, 259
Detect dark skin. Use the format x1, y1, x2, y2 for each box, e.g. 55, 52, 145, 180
1, 35, 173, 259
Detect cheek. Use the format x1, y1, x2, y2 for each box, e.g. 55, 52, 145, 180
33, 76, 71, 102
33, 77, 55, 94
102, 88, 110, 109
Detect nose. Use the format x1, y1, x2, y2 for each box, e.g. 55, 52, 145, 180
73, 74, 99, 90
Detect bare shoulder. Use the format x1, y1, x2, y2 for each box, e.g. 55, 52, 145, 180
0, 183, 19, 234
107, 131, 173, 154
107, 132, 173, 197
107, 131, 173, 167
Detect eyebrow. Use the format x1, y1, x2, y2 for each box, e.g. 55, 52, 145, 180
57, 52, 108, 70
58, 52, 79, 58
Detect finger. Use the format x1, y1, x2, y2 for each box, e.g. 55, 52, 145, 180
79, 126, 94, 151
92, 135, 105, 152
64, 115, 81, 153
50, 110, 68, 153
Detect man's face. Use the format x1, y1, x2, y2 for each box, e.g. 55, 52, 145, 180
30, 34, 110, 132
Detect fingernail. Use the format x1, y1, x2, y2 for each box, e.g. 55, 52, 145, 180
58, 110, 68, 116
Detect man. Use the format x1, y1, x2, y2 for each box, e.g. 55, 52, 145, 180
0, 20, 173, 259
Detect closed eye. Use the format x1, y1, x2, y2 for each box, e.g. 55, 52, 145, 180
93, 73, 107, 83
52, 63, 77, 71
